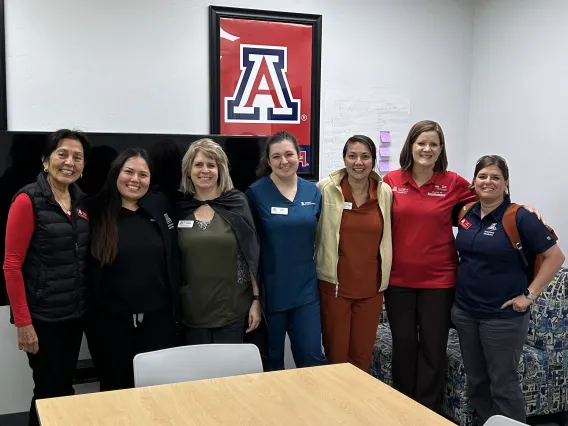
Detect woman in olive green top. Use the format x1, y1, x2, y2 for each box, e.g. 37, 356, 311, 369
177, 139, 261, 344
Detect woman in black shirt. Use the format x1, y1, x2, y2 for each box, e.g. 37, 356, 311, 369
88, 148, 180, 391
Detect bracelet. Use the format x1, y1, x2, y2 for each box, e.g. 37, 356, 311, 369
252, 295, 260, 301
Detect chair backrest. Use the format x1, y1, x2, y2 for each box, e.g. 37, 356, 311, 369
133, 343, 263, 388
483, 415, 527, 425
525, 266, 567, 351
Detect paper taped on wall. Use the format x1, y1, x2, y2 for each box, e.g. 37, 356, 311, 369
321, 88, 410, 178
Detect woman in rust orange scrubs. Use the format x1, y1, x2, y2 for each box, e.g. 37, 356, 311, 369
315, 135, 393, 371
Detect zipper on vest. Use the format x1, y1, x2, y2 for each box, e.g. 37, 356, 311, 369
335, 284, 338, 298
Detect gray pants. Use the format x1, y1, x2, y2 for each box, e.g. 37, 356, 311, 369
451, 305, 530, 425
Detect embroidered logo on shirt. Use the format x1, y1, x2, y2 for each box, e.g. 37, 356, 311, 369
300, 201, 316, 206
164, 213, 174, 230
427, 191, 446, 197
77, 209, 89, 220
483, 222, 498, 236
392, 186, 409, 194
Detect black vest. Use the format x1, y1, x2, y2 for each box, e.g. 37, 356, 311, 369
16, 173, 90, 322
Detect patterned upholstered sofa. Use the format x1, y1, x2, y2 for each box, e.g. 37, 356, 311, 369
371, 267, 568, 426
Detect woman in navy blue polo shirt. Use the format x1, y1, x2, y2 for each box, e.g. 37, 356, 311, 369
246, 131, 327, 371
451, 155, 565, 424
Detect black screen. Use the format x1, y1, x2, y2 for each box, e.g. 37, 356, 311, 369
0, 131, 266, 306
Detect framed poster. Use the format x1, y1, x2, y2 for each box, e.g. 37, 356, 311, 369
209, 6, 322, 180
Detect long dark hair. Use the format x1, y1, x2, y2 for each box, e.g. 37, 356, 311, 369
256, 131, 300, 179
399, 120, 448, 172
90, 148, 152, 265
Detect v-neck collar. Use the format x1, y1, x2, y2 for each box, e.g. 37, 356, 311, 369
268, 175, 299, 204
340, 176, 377, 208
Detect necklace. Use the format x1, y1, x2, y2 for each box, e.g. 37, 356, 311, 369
47, 176, 72, 215
53, 194, 71, 215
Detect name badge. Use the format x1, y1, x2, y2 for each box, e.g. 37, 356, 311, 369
459, 219, 472, 230
343, 202, 353, 210
271, 207, 288, 215
178, 220, 194, 228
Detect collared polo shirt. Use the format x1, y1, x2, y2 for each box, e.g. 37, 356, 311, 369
246, 176, 320, 313
383, 169, 475, 289
455, 200, 557, 319
319, 176, 383, 299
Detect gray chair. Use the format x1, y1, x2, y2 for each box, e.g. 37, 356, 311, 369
483, 415, 527, 425
133, 343, 263, 387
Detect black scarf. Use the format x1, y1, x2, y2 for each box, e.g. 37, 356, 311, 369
178, 189, 260, 285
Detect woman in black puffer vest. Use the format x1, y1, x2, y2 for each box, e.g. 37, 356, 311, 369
3, 129, 91, 426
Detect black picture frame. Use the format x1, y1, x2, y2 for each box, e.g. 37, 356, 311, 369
209, 6, 322, 181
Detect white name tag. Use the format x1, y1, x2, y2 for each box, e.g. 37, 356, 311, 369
178, 220, 194, 228
343, 202, 353, 210
271, 207, 289, 215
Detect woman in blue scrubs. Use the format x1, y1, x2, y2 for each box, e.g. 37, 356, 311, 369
246, 131, 327, 371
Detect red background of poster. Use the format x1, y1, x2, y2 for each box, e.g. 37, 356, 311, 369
219, 18, 313, 157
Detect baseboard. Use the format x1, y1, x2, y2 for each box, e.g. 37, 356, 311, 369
0, 411, 28, 426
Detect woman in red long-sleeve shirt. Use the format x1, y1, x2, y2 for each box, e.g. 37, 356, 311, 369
3, 129, 91, 426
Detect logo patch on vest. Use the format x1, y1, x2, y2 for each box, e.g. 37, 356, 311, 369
77, 209, 89, 220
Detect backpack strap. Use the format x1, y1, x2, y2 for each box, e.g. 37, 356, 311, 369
502, 203, 529, 268
457, 202, 477, 225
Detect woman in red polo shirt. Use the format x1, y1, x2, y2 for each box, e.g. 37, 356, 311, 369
316, 135, 393, 372
382, 120, 476, 411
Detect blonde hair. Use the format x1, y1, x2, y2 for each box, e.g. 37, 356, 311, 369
180, 138, 233, 195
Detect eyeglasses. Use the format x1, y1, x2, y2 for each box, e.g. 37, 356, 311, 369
476, 154, 507, 165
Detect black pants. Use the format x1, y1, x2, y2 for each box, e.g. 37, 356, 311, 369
244, 317, 269, 371
185, 316, 248, 345
93, 309, 176, 391
26, 318, 84, 426
451, 306, 530, 424
385, 286, 455, 411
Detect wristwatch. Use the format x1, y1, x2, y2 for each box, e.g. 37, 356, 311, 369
523, 289, 538, 301
252, 295, 260, 301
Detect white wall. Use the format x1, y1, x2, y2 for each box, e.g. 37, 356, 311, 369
467, 0, 567, 256
0, 306, 33, 415
5, 0, 475, 177
1, 0, 475, 416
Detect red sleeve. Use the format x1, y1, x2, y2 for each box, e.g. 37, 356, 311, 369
454, 173, 476, 204
3, 193, 35, 327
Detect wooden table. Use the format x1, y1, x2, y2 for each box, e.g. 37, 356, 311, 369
37, 363, 454, 425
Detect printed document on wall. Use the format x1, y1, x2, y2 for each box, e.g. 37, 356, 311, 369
321, 88, 410, 179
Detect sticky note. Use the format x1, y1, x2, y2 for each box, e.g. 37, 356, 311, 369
379, 147, 391, 157
380, 131, 392, 143
378, 160, 390, 173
